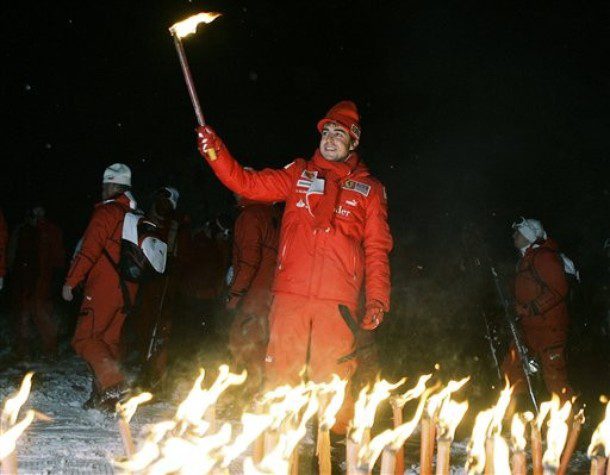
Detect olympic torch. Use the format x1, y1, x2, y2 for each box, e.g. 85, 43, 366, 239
169, 12, 221, 160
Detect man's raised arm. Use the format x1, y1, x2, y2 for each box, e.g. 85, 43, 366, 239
196, 126, 296, 203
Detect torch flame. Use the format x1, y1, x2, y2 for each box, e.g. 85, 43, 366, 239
350, 378, 405, 444
116, 392, 153, 423
169, 12, 222, 39
437, 398, 469, 441
0, 410, 35, 460
466, 409, 494, 474
588, 399, 610, 458
491, 433, 511, 474
487, 380, 512, 436
425, 376, 470, 418
397, 374, 432, 406
510, 413, 528, 452
2, 372, 34, 427
542, 395, 572, 471
318, 375, 347, 430
357, 389, 430, 469
221, 413, 274, 467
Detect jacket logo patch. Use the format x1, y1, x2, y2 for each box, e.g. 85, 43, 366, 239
296, 199, 306, 208
297, 179, 312, 188
343, 180, 371, 197
301, 170, 318, 180
345, 199, 357, 207
335, 205, 351, 218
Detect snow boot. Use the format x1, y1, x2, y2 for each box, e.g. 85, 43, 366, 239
96, 382, 131, 412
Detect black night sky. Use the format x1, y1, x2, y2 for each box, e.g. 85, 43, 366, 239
2, 0, 609, 252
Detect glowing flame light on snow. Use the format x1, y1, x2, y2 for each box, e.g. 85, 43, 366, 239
116, 392, 152, 423
169, 12, 222, 39
350, 378, 405, 444
542, 395, 572, 471
588, 399, 610, 458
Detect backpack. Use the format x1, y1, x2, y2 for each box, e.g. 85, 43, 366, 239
118, 212, 168, 283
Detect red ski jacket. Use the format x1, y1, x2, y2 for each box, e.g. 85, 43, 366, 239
515, 238, 569, 327
0, 209, 7, 278
205, 147, 393, 310
66, 192, 137, 291
230, 201, 280, 304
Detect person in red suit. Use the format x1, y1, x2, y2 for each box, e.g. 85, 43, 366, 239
196, 101, 393, 434
62, 163, 138, 410
9, 206, 65, 358
227, 195, 281, 394
502, 217, 574, 402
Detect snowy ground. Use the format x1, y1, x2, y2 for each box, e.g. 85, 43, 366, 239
0, 354, 592, 474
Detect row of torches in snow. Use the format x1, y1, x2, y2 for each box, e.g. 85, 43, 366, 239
1, 368, 610, 474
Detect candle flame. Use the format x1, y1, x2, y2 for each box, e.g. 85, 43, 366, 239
466, 409, 494, 474
542, 395, 572, 471
221, 413, 274, 467
510, 414, 527, 452
358, 389, 430, 469
116, 392, 152, 423
426, 376, 470, 418
588, 399, 610, 458
318, 375, 347, 430
487, 380, 512, 437
350, 378, 405, 444
437, 398, 469, 441
491, 433, 511, 474
397, 374, 432, 406
169, 12, 222, 39
2, 372, 34, 426
0, 410, 35, 460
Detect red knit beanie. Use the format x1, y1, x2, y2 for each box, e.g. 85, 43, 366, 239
317, 100, 361, 140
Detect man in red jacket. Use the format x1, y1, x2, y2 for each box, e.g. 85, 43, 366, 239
502, 217, 574, 402
196, 101, 393, 433
9, 207, 65, 358
62, 163, 138, 410
227, 195, 281, 394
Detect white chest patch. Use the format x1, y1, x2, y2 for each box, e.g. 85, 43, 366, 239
345, 199, 357, 207
296, 199, 306, 208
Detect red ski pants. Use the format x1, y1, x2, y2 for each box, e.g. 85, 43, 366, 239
502, 321, 573, 402
14, 281, 57, 356
229, 297, 270, 391
264, 294, 357, 434
72, 281, 136, 391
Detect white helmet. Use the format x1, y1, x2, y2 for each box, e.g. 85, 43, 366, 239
103, 163, 131, 186
512, 217, 547, 244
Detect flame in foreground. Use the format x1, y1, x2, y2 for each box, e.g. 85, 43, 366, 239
2, 372, 34, 426
437, 398, 469, 441
318, 375, 347, 430
350, 378, 405, 443
465, 383, 512, 475
169, 12, 222, 39
117, 392, 153, 423
466, 409, 494, 474
425, 376, 470, 418
510, 413, 530, 452
588, 400, 610, 458
542, 395, 572, 471
0, 410, 35, 460
491, 433, 511, 474
357, 389, 430, 469
398, 374, 432, 404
